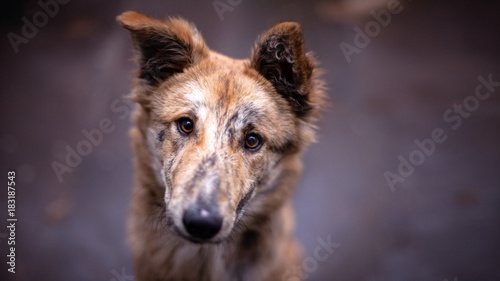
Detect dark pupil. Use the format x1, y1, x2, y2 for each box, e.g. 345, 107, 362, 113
247, 135, 258, 147
183, 120, 192, 131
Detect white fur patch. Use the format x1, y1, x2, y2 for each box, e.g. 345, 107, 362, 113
162, 169, 171, 203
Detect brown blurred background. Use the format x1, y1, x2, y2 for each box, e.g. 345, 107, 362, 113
0, 0, 499, 280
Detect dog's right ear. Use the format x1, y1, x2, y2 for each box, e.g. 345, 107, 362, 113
117, 11, 208, 86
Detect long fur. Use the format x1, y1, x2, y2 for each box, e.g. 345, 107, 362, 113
117, 11, 325, 281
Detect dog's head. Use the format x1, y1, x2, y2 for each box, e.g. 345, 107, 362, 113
118, 11, 324, 243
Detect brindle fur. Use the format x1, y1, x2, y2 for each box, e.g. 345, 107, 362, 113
117, 11, 325, 281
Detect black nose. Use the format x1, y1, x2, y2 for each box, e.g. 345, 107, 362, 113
182, 207, 223, 241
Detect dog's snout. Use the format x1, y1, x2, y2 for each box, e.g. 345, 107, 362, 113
182, 206, 223, 241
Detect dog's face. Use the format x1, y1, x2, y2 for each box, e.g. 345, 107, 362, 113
118, 12, 323, 243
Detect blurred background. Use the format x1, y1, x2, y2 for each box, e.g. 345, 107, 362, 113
0, 0, 499, 280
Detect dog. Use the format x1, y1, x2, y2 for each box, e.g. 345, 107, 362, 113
117, 11, 325, 281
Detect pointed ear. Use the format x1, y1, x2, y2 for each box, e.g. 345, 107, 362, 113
251, 22, 318, 117
117, 11, 208, 86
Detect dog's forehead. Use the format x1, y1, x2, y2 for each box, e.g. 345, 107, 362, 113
150, 50, 295, 134
185, 71, 276, 122
157, 64, 286, 122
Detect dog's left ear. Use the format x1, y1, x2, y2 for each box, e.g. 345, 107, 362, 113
251, 22, 319, 118
117, 11, 208, 87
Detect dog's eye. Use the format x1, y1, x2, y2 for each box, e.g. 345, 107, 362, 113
177, 118, 194, 135
244, 133, 263, 151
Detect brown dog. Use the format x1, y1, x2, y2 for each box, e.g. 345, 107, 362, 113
117, 11, 325, 281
